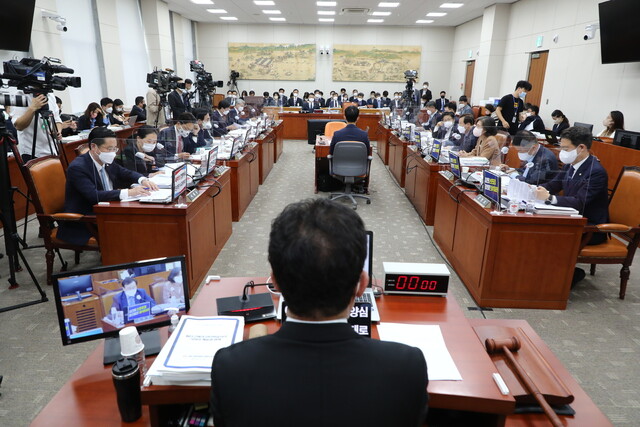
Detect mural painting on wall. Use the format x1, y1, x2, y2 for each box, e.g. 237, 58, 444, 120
228, 43, 316, 80
332, 44, 421, 82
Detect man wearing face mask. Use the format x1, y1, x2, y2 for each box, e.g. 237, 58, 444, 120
303, 95, 320, 113
228, 99, 249, 125
111, 277, 157, 314
158, 112, 200, 160
327, 93, 342, 109
99, 97, 114, 126
500, 130, 557, 185
420, 82, 432, 103
59, 127, 158, 245
349, 90, 359, 103
130, 96, 147, 122
390, 92, 403, 111
354, 93, 367, 107
339, 88, 349, 103
211, 100, 239, 135
433, 112, 460, 144
517, 104, 545, 133
496, 80, 532, 136
288, 89, 303, 107
435, 91, 448, 112
193, 109, 215, 147
457, 96, 473, 117
453, 114, 478, 152
168, 81, 188, 119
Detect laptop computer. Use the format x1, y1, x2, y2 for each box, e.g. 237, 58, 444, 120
542, 130, 558, 145
354, 230, 381, 322
125, 115, 137, 128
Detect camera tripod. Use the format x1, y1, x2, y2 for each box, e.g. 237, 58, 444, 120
0, 119, 48, 313
401, 78, 418, 122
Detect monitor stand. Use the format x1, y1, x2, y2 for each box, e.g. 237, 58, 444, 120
103, 329, 161, 365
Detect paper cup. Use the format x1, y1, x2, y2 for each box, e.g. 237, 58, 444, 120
119, 326, 144, 357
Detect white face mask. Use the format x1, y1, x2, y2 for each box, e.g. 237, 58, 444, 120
223, 109, 229, 116
517, 151, 532, 161
308, 99, 315, 103
238, 106, 244, 112
457, 125, 465, 134
472, 127, 483, 137
394, 95, 400, 100
525, 112, 532, 117
553, 118, 562, 124
105, 107, 113, 114
443, 121, 453, 129
333, 96, 338, 100
315, 94, 321, 98
293, 93, 298, 97
124, 288, 136, 298
174, 276, 183, 284
202, 121, 212, 129
98, 151, 116, 164
423, 85, 428, 89
177, 126, 190, 137
142, 143, 156, 153
559, 147, 579, 164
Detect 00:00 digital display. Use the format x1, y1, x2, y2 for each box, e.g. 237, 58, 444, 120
394, 275, 438, 291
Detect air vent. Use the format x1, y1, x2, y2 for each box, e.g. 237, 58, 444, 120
340, 8, 370, 15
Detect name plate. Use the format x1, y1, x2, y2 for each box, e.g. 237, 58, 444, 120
474, 194, 492, 209
439, 170, 455, 181
186, 189, 200, 202
348, 302, 371, 337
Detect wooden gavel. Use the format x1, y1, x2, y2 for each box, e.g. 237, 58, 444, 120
486, 337, 564, 427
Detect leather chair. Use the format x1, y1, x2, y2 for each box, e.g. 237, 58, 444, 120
577, 166, 640, 299
21, 156, 100, 286
324, 121, 347, 139
328, 141, 372, 210
495, 130, 511, 163
472, 106, 480, 119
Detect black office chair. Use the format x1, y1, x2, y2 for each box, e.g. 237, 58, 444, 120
328, 141, 372, 210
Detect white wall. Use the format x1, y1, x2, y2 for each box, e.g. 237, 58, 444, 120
448, 17, 483, 104
116, 0, 151, 106
195, 23, 456, 98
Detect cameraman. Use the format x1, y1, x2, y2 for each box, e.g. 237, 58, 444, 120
146, 87, 166, 127
13, 92, 63, 162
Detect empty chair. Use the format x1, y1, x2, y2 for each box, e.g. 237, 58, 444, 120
328, 141, 372, 209
324, 121, 347, 139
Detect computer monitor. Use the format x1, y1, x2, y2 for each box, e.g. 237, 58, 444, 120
574, 122, 594, 134
172, 163, 187, 200
430, 139, 443, 162
449, 151, 461, 180
613, 130, 640, 150
206, 146, 219, 175
482, 169, 501, 207
52, 256, 190, 364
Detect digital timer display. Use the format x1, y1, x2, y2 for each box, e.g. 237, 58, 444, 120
383, 262, 450, 296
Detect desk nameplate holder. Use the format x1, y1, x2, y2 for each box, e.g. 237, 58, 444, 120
186, 188, 200, 202
475, 194, 492, 209
439, 170, 455, 181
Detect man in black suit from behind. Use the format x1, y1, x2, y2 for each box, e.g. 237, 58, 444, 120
329, 105, 370, 155
211, 198, 429, 427
57, 127, 158, 245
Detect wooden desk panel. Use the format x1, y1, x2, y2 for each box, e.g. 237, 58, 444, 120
273, 121, 284, 162
221, 144, 259, 222
389, 132, 409, 187
280, 112, 381, 140
433, 173, 586, 309
256, 131, 274, 184
404, 148, 443, 225
376, 122, 390, 165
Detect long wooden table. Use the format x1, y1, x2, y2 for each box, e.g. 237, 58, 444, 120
94, 169, 233, 297
30, 277, 610, 427
404, 146, 444, 226
219, 143, 259, 222
433, 172, 586, 309
279, 111, 382, 140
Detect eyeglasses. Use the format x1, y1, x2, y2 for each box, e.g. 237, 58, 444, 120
101, 147, 119, 153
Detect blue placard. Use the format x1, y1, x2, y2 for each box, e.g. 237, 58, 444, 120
449, 151, 461, 179
430, 139, 442, 162
482, 170, 501, 206
126, 301, 152, 322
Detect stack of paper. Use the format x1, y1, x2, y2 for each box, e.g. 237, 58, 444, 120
533, 203, 580, 216
146, 316, 244, 386
460, 157, 490, 167
506, 178, 535, 202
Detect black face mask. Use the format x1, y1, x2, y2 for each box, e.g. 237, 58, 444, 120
441, 95, 445, 98
142, 104, 146, 109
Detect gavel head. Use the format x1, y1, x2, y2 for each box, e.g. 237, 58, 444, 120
485, 336, 521, 354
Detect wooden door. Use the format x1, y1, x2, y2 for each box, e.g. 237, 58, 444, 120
464, 60, 475, 100
526, 51, 548, 108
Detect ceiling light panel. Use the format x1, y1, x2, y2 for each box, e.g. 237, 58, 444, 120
269, 17, 286, 21
426, 12, 447, 17
220, 16, 238, 20
262, 10, 281, 14
318, 18, 335, 22
378, 2, 399, 7
440, 3, 464, 8
367, 19, 384, 23
372, 11, 391, 16
206, 9, 227, 13
316, 1, 337, 6
254, 1, 275, 5
191, 0, 213, 4
317, 10, 336, 15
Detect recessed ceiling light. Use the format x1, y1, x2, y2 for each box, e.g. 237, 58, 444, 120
367, 19, 384, 23
372, 11, 391, 16
262, 9, 281, 14
316, 1, 337, 6
318, 18, 335, 22
440, 3, 464, 8
206, 8, 227, 13
426, 12, 447, 17
416, 19, 434, 23
191, 0, 213, 4
378, 2, 399, 7
269, 17, 286, 21
317, 10, 336, 15
220, 16, 238, 20
254, 1, 275, 5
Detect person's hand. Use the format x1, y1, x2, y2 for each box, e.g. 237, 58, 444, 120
177, 152, 190, 159
498, 163, 509, 172
192, 123, 200, 134
144, 154, 155, 163
501, 119, 509, 128
142, 178, 159, 191
534, 186, 550, 201
228, 124, 238, 130
149, 171, 163, 178
29, 95, 48, 113
452, 133, 461, 140
436, 121, 443, 127
128, 186, 151, 197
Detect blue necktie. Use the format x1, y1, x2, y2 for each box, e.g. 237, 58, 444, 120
100, 167, 111, 191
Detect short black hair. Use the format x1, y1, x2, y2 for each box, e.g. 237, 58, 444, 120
515, 80, 532, 91
441, 112, 454, 120
121, 277, 137, 288
100, 97, 113, 107
88, 126, 116, 145
193, 108, 210, 121
134, 125, 158, 140
279, 88, 285, 92
484, 103, 496, 113
446, 101, 457, 110
218, 99, 231, 109
184, 79, 193, 85
527, 105, 539, 115
135, 96, 144, 105
168, 267, 182, 283
268, 199, 366, 318
512, 130, 537, 147
477, 116, 498, 137
358, 92, 364, 97
344, 105, 360, 122
560, 126, 593, 149
382, 90, 388, 97
113, 98, 124, 107
440, 91, 446, 95
177, 112, 196, 123
55, 96, 62, 105
459, 95, 468, 103
263, 91, 269, 97
426, 101, 436, 108
461, 114, 474, 125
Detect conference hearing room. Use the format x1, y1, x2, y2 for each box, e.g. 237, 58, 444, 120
1, 0, 639, 426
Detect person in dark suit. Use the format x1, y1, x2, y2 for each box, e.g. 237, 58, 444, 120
58, 127, 157, 245
390, 92, 403, 111
456, 114, 479, 152
339, 88, 349, 103
273, 92, 286, 107
123, 125, 161, 175
326, 94, 342, 109
210, 100, 238, 136
314, 91, 326, 107
354, 92, 367, 107
210, 198, 429, 427
433, 112, 461, 145
110, 277, 157, 313
329, 106, 370, 155
551, 109, 570, 136
370, 92, 385, 109
130, 96, 147, 122
158, 112, 200, 159
76, 102, 104, 131
168, 86, 187, 119
192, 109, 214, 147
381, 90, 391, 107
435, 91, 448, 112
349, 89, 359, 102
500, 130, 558, 185
419, 82, 432, 103
518, 104, 546, 133
423, 101, 441, 131
99, 97, 114, 127
262, 91, 274, 107
302, 95, 321, 112
288, 89, 303, 107
366, 91, 377, 107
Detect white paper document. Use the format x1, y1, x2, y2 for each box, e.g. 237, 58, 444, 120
377, 323, 462, 381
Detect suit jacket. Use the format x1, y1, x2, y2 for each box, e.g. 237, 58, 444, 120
122, 143, 157, 175
420, 88, 432, 102
518, 115, 546, 133
168, 90, 187, 119
288, 96, 303, 107
158, 126, 199, 156
382, 97, 391, 108
390, 99, 403, 110
459, 129, 479, 153
130, 105, 147, 122
302, 101, 320, 112
354, 99, 367, 107
435, 97, 449, 111
210, 110, 229, 136
458, 104, 473, 117
426, 111, 442, 131
434, 125, 461, 145
366, 97, 376, 107
111, 289, 156, 312
326, 98, 342, 109
515, 145, 558, 185
210, 322, 428, 427
552, 121, 569, 136
76, 114, 102, 131
542, 155, 609, 224
329, 123, 370, 155
58, 153, 143, 245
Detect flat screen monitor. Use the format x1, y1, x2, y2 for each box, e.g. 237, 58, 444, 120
52, 256, 190, 363
449, 151, 461, 180
574, 122, 594, 134
206, 146, 219, 175
0, 0, 35, 51
172, 163, 187, 200
482, 169, 501, 206
599, 0, 640, 64
613, 130, 640, 150
430, 139, 443, 162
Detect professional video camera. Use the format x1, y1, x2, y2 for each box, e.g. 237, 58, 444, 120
404, 70, 418, 80
0, 57, 81, 98
146, 68, 183, 94
401, 70, 419, 120
190, 60, 223, 92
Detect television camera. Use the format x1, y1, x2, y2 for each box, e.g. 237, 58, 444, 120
146, 68, 183, 95
189, 60, 223, 109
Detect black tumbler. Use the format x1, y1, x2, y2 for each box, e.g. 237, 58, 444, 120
112, 357, 142, 422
